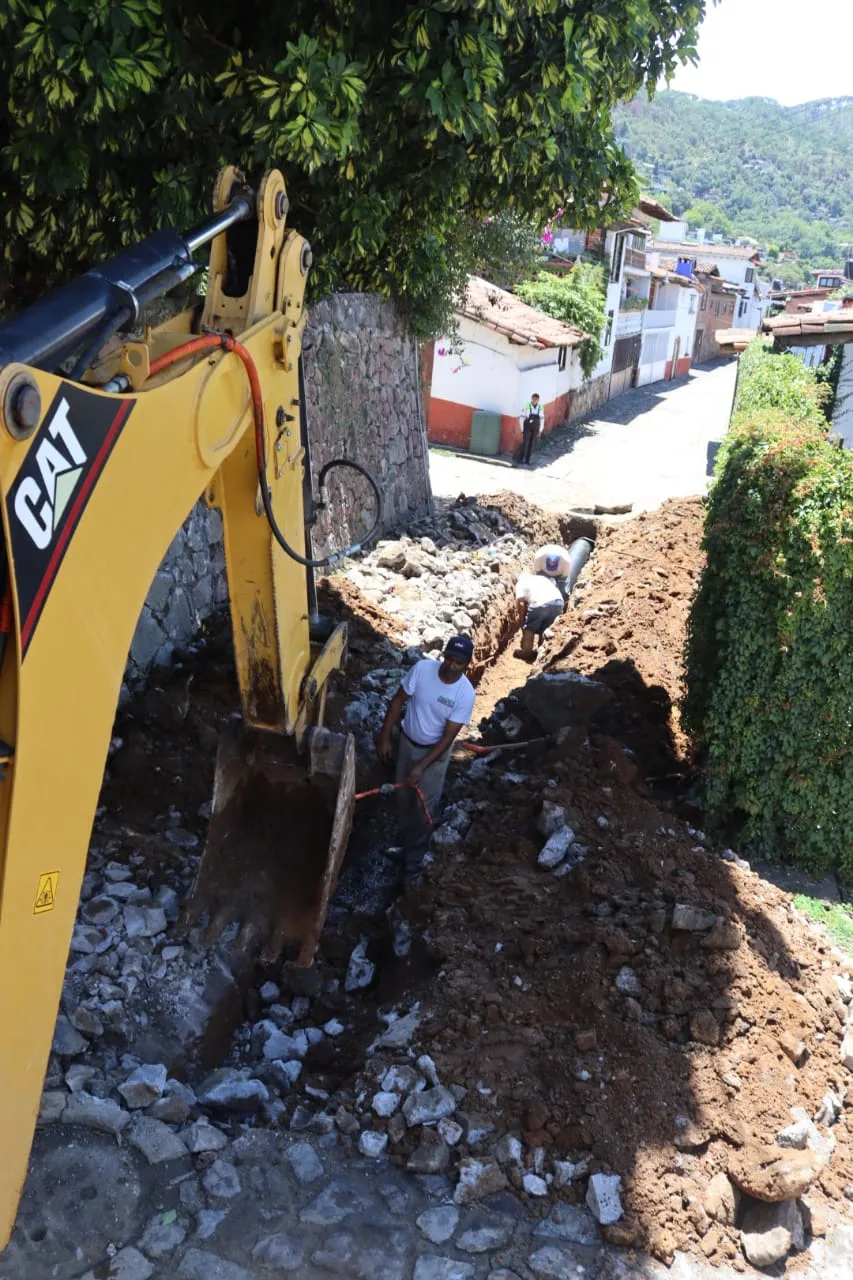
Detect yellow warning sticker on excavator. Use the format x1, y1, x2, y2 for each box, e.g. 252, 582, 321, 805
33, 872, 59, 914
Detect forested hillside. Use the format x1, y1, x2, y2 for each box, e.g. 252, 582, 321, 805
613, 91, 853, 284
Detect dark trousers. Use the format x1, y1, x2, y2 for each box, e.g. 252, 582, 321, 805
521, 418, 540, 463
525, 601, 563, 636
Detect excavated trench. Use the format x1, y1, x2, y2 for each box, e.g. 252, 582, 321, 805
56, 499, 589, 1111
67, 505, 599, 1112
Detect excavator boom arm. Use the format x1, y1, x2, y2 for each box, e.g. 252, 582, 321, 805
0, 167, 360, 1249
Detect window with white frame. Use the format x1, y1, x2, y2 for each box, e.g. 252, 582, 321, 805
745, 267, 754, 283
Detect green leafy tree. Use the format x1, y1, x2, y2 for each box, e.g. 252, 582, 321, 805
0, 0, 706, 336
516, 263, 606, 378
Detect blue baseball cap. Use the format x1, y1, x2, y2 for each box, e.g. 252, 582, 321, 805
444, 635, 474, 664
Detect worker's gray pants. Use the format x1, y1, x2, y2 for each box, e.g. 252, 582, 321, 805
395, 732, 451, 876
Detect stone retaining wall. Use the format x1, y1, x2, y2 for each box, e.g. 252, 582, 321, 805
126, 295, 430, 684
567, 372, 610, 424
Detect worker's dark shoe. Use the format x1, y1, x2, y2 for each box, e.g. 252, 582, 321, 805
514, 628, 537, 661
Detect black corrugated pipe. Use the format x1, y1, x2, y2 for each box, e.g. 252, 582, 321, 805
564, 536, 595, 597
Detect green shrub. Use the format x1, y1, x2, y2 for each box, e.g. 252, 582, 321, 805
516, 264, 607, 379
683, 340, 853, 873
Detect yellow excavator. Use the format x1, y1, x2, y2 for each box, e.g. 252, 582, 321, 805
0, 166, 381, 1248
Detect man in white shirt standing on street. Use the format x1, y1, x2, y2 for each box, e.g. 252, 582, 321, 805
513, 571, 564, 661
378, 635, 476, 884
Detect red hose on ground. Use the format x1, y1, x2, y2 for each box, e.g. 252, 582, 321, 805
353, 782, 433, 827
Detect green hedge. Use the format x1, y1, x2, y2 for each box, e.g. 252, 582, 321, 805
683, 340, 853, 873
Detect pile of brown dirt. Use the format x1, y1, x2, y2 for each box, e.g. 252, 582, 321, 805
400, 495, 853, 1266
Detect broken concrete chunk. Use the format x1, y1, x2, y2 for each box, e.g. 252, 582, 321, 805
453, 1158, 507, 1205
741, 1199, 799, 1268
372, 1091, 400, 1117
124, 905, 167, 938
553, 1157, 590, 1187
586, 1172, 623, 1225
285, 1142, 324, 1184
345, 939, 375, 992
370, 1008, 421, 1050
119, 1063, 168, 1109
197, 1069, 269, 1113
52, 1015, 88, 1057
536, 801, 567, 838
128, 1116, 187, 1164
382, 1065, 423, 1094
251, 1232, 304, 1272
537, 826, 576, 870
358, 1130, 389, 1158
402, 1085, 456, 1127
523, 1173, 549, 1197
407, 1130, 450, 1173
184, 1119, 229, 1154
671, 904, 718, 932
203, 1159, 242, 1199
81, 1246, 154, 1280
416, 1205, 459, 1244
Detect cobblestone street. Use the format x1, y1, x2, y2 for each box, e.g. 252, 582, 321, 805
429, 361, 737, 516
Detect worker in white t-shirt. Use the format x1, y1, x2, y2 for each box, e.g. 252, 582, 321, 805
533, 543, 574, 605
377, 635, 476, 883
513, 571, 564, 661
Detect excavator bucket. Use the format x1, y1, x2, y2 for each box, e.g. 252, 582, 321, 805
179, 724, 356, 965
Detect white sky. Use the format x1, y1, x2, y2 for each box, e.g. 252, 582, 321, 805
664, 0, 853, 105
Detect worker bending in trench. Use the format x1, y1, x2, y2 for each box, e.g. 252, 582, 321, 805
377, 635, 476, 885
513, 543, 575, 661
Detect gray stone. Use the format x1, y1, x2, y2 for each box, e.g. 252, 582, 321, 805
552, 1157, 590, 1187
300, 1178, 374, 1225
413, 1260, 474, 1280
251, 1231, 305, 1271
69, 1005, 105, 1038
81, 1246, 154, 1280
372, 1090, 400, 1117
403, 1085, 457, 1127
371, 1008, 422, 1050
52, 1014, 88, 1056
82, 895, 119, 926
534, 1203, 599, 1247
586, 1172, 623, 1225
127, 1116, 187, 1163
359, 1129, 389, 1158
37, 1090, 67, 1125
65, 1064, 97, 1093
537, 801, 567, 837
382, 1065, 423, 1093
457, 1220, 513, 1253
672, 904, 719, 931
64, 1092, 131, 1137
417, 1206, 460, 1244
203, 1159, 242, 1199
139, 1219, 187, 1258
197, 1068, 269, 1112
614, 968, 641, 996
184, 1119, 229, 1153
119, 1063, 168, 1109
454, 1160, 507, 1205
124, 905, 167, 938
195, 1209, 228, 1240
538, 827, 576, 869
346, 938, 375, 991
262, 1029, 308, 1060
741, 1199, 799, 1267
285, 1141, 324, 1183
150, 1082, 195, 1125
529, 1246, 579, 1280
178, 1249, 253, 1280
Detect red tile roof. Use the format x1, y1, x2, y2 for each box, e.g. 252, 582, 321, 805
461, 277, 587, 349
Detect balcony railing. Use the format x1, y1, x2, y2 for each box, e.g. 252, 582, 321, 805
642, 308, 678, 330
615, 310, 643, 338
624, 247, 647, 270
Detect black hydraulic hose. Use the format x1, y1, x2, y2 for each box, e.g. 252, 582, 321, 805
258, 456, 383, 569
